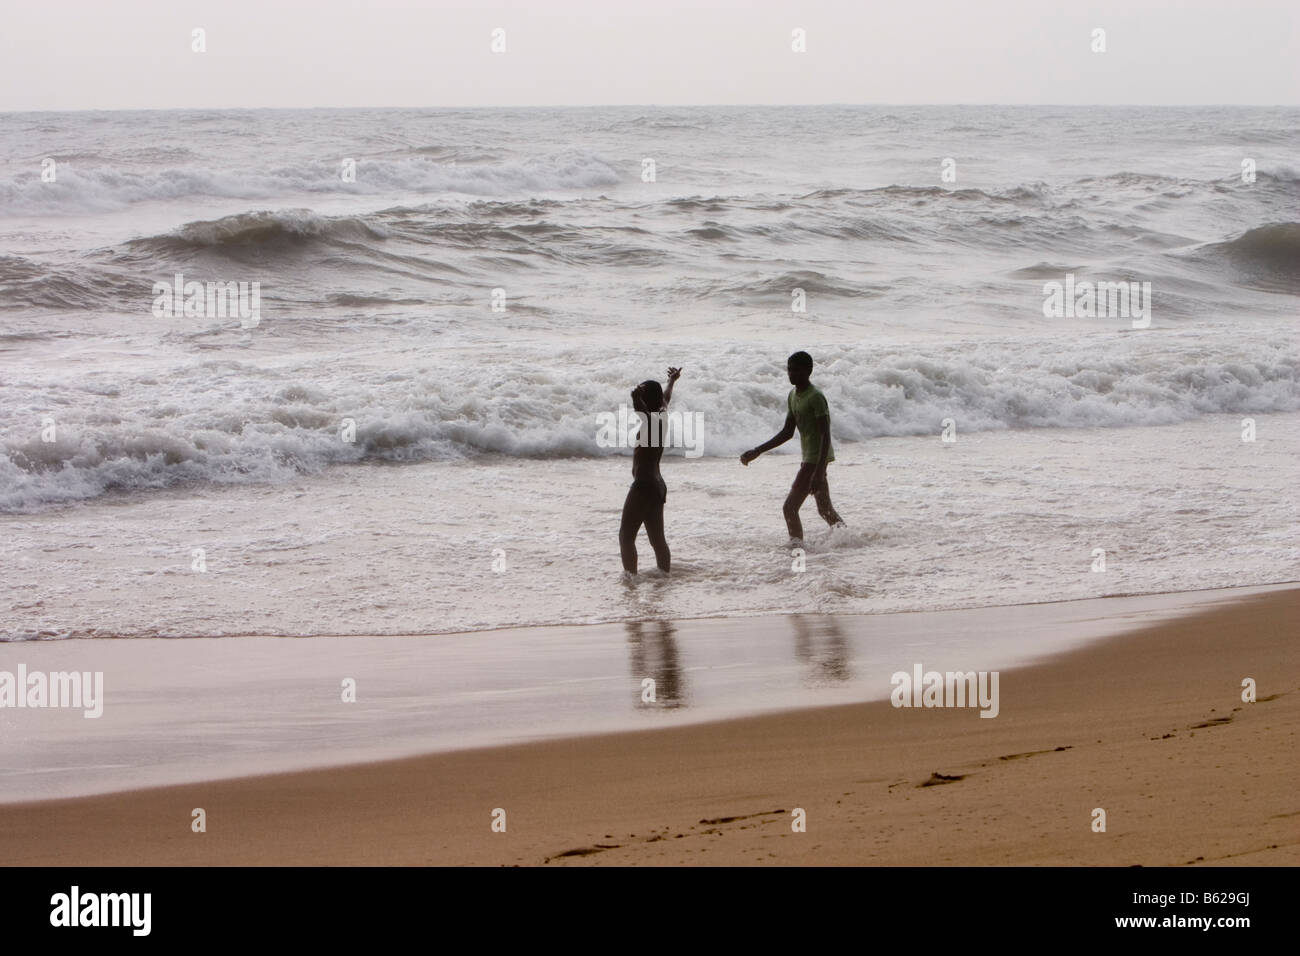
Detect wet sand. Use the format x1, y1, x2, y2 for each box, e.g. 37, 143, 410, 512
2, 586, 1296, 865
3, 586, 1284, 804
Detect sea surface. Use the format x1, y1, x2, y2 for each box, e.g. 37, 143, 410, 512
1, 105, 1297, 639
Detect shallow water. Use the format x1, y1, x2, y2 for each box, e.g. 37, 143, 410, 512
1, 413, 1295, 639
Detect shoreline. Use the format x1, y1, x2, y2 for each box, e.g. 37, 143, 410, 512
5, 576, 1296, 642
0, 583, 1290, 805
1, 586, 1295, 865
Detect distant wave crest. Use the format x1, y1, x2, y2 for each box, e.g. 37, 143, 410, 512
0, 151, 621, 215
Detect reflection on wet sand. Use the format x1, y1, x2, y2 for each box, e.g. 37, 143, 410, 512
626, 620, 685, 708
625, 614, 852, 713
791, 614, 852, 685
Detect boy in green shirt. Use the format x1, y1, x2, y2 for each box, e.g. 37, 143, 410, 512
740, 351, 845, 542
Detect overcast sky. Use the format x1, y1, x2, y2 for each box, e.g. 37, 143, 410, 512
2, 0, 1296, 111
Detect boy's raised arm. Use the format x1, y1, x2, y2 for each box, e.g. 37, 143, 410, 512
664, 366, 681, 405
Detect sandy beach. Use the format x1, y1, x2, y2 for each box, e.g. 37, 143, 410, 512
2, 586, 1295, 866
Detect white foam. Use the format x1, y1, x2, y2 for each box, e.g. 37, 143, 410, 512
1, 332, 1295, 512
0, 152, 621, 216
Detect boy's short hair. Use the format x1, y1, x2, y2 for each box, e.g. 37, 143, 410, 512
788, 351, 814, 371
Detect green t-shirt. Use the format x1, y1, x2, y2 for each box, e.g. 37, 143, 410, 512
788, 385, 834, 464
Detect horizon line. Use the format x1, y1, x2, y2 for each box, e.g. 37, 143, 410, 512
3, 101, 1299, 115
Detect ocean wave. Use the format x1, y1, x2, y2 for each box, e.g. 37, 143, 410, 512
0, 255, 144, 311
797, 184, 1042, 204
601, 114, 711, 132
678, 270, 877, 301
798, 170, 1297, 208
326, 292, 431, 307
3, 340, 1296, 512
120, 209, 389, 256
1182, 222, 1300, 293
1258, 167, 1300, 183
102, 206, 663, 273
0, 151, 622, 215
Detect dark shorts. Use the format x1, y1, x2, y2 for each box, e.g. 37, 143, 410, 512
791, 462, 828, 495
787, 462, 840, 522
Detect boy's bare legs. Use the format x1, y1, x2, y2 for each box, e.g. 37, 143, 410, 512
619, 490, 645, 573
784, 463, 843, 539
813, 473, 844, 527
642, 499, 671, 572
783, 464, 814, 540
621, 488, 670, 573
